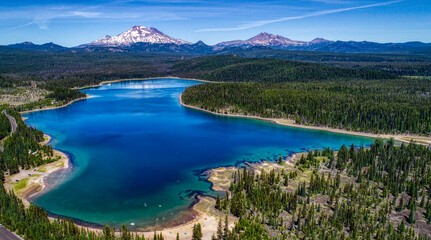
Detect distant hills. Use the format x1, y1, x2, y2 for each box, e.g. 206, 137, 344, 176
6, 41, 68, 52
214, 33, 334, 51
4, 26, 431, 55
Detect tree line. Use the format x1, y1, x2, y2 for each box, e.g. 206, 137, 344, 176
0, 109, 11, 139
213, 139, 431, 239
182, 78, 431, 135
173, 55, 397, 82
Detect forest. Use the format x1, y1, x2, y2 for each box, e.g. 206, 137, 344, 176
172, 55, 397, 82
181, 77, 431, 135
214, 139, 431, 239
0, 111, 11, 139
217, 48, 431, 76
0, 106, 55, 175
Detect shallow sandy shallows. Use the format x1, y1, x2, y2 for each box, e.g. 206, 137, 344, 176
139, 196, 235, 240
4, 133, 237, 240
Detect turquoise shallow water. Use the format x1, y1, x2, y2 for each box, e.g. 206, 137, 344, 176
24, 78, 374, 229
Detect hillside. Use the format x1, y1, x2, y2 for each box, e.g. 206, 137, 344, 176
181, 78, 431, 135
172, 55, 396, 82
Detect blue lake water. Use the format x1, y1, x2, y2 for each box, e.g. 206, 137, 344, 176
24, 78, 374, 229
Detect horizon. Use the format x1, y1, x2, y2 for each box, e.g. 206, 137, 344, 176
0, 0, 430, 47
5, 26, 431, 48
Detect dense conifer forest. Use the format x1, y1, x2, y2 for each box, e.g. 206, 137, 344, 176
173, 55, 397, 82
217, 48, 431, 76
180, 56, 431, 135
182, 80, 431, 135
0, 112, 11, 139
0, 106, 54, 175
214, 139, 431, 239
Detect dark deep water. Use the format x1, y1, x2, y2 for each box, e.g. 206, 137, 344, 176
24, 79, 373, 229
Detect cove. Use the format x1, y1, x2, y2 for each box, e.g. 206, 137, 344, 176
24, 78, 374, 229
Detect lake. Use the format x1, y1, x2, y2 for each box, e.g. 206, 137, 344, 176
24, 78, 373, 229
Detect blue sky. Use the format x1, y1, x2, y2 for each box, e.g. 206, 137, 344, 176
0, 0, 430, 47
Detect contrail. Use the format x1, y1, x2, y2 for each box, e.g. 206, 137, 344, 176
197, 0, 402, 32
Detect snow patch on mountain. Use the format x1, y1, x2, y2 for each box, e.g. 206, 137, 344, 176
87, 26, 191, 46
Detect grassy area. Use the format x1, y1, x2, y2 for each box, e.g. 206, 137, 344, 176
13, 178, 29, 191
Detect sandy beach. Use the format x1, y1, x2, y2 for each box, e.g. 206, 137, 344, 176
179, 93, 431, 145
3, 134, 70, 207
19, 96, 89, 114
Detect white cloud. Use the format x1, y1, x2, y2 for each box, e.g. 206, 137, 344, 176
197, 0, 402, 32
6, 9, 101, 30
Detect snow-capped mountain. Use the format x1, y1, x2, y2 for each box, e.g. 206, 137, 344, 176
86, 26, 191, 46
215, 33, 332, 50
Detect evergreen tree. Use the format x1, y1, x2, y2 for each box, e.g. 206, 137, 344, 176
224, 215, 229, 240
192, 223, 202, 240
215, 194, 221, 210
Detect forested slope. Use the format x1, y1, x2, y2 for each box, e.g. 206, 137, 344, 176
182, 78, 431, 135
178, 55, 430, 135
215, 139, 431, 239
172, 55, 396, 82
0, 112, 11, 139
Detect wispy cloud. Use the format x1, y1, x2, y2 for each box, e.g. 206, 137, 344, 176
7, 9, 101, 30
197, 0, 402, 32
308, 0, 353, 4
4, 3, 227, 30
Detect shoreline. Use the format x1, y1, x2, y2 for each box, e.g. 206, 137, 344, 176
18, 77, 213, 115
4, 134, 71, 208
74, 76, 218, 90
3, 132, 224, 239
179, 93, 431, 145
19, 96, 89, 114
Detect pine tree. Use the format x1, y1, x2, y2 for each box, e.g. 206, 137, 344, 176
224, 215, 229, 240
121, 224, 131, 240
398, 219, 406, 234
215, 194, 221, 210
425, 201, 431, 222
103, 225, 113, 240
217, 218, 223, 240
278, 156, 283, 165
192, 223, 202, 240
408, 202, 416, 224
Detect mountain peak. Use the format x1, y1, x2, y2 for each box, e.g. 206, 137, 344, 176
194, 40, 206, 46
215, 33, 335, 50
310, 38, 332, 44
21, 41, 35, 45
87, 26, 191, 46
245, 32, 304, 47
131, 25, 146, 29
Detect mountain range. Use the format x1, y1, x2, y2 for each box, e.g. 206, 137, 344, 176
4, 26, 431, 55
